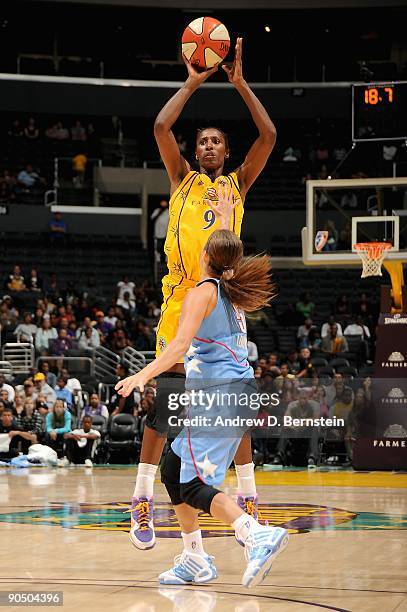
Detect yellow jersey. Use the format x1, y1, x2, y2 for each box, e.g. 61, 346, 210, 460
164, 170, 244, 282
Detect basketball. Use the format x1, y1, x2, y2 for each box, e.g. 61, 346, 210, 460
182, 16, 230, 71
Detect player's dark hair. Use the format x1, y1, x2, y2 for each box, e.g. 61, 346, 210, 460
204, 230, 276, 312
196, 127, 230, 155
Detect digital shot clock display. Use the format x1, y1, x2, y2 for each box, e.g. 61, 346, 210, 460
352, 82, 407, 142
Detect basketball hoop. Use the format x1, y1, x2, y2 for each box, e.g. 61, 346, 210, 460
354, 242, 392, 278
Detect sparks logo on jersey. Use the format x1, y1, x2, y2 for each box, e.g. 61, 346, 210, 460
158, 337, 167, 351
1, 502, 406, 535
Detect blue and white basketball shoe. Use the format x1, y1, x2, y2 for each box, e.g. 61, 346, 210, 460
159, 551, 218, 585
235, 495, 258, 546
242, 526, 289, 588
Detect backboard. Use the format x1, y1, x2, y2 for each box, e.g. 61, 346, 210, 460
302, 177, 407, 267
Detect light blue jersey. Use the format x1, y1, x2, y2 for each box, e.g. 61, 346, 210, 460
184, 279, 254, 389
172, 278, 257, 487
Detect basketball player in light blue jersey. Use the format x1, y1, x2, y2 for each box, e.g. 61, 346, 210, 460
116, 228, 289, 588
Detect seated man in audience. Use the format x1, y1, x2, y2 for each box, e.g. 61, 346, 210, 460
60, 368, 82, 394
35, 317, 58, 355
39, 361, 57, 388
33, 372, 56, 409
13, 312, 38, 342
0, 374, 15, 403
51, 328, 75, 357
274, 362, 296, 392
63, 415, 100, 466
81, 393, 109, 421
0, 389, 13, 410
6, 265, 26, 292
0, 406, 36, 456
321, 315, 343, 338
54, 377, 73, 410
321, 324, 349, 354
324, 373, 354, 410
273, 389, 320, 468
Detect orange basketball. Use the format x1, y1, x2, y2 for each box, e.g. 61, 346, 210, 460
182, 17, 230, 71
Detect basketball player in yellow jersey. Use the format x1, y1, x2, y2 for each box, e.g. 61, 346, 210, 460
130, 38, 277, 550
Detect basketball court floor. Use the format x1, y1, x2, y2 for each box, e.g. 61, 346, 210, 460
0, 466, 406, 611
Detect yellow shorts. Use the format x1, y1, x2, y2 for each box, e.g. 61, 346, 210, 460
155, 274, 197, 361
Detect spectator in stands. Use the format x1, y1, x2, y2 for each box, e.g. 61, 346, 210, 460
13, 312, 37, 342
287, 350, 302, 375
35, 317, 58, 355
45, 399, 72, 457
24, 117, 39, 141
55, 122, 69, 141
105, 307, 118, 328
307, 328, 322, 352
110, 364, 140, 416
151, 199, 169, 263
273, 389, 320, 468
133, 320, 155, 351
27, 268, 43, 292
8, 119, 24, 139
45, 123, 59, 140
313, 385, 329, 417
49, 212, 67, 240
0, 389, 13, 410
16, 397, 44, 443
296, 291, 315, 320
321, 324, 349, 354
76, 317, 100, 347
117, 275, 136, 303
39, 361, 57, 388
63, 415, 100, 466
117, 290, 136, 312
17, 164, 45, 191
336, 294, 351, 316
22, 379, 36, 401
321, 315, 343, 338
344, 315, 370, 338
13, 391, 25, 417
71, 120, 87, 141
51, 329, 74, 356
274, 363, 296, 392
33, 372, 57, 409
6, 265, 26, 292
60, 368, 82, 394
58, 316, 75, 338
323, 220, 339, 251
247, 337, 258, 364
81, 393, 109, 421
78, 326, 100, 349
72, 151, 88, 188
95, 311, 113, 338
297, 317, 315, 346
267, 353, 279, 368
110, 328, 132, 353
54, 377, 73, 410
297, 347, 312, 378
0, 374, 15, 403
0, 169, 17, 202
0, 407, 23, 459
324, 373, 353, 409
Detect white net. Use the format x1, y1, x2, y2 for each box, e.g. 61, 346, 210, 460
354, 243, 392, 278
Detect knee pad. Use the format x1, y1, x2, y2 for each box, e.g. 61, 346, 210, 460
180, 478, 220, 515
146, 373, 186, 434
161, 447, 183, 506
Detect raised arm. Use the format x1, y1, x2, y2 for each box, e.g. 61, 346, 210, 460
223, 38, 276, 198
154, 60, 218, 193
115, 283, 216, 396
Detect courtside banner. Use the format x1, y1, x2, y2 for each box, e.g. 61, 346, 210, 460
374, 316, 407, 378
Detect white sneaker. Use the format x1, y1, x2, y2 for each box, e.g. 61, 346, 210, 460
84, 459, 93, 467
159, 550, 217, 585
57, 457, 70, 467
242, 526, 289, 588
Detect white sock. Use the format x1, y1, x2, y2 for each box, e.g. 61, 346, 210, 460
235, 462, 257, 497
134, 463, 158, 499
232, 512, 259, 544
182, 529, 206, 556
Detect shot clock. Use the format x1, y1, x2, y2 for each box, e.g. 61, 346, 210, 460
352, 81, 407, 142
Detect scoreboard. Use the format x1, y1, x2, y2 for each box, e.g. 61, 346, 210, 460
352, 81, 407, 142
